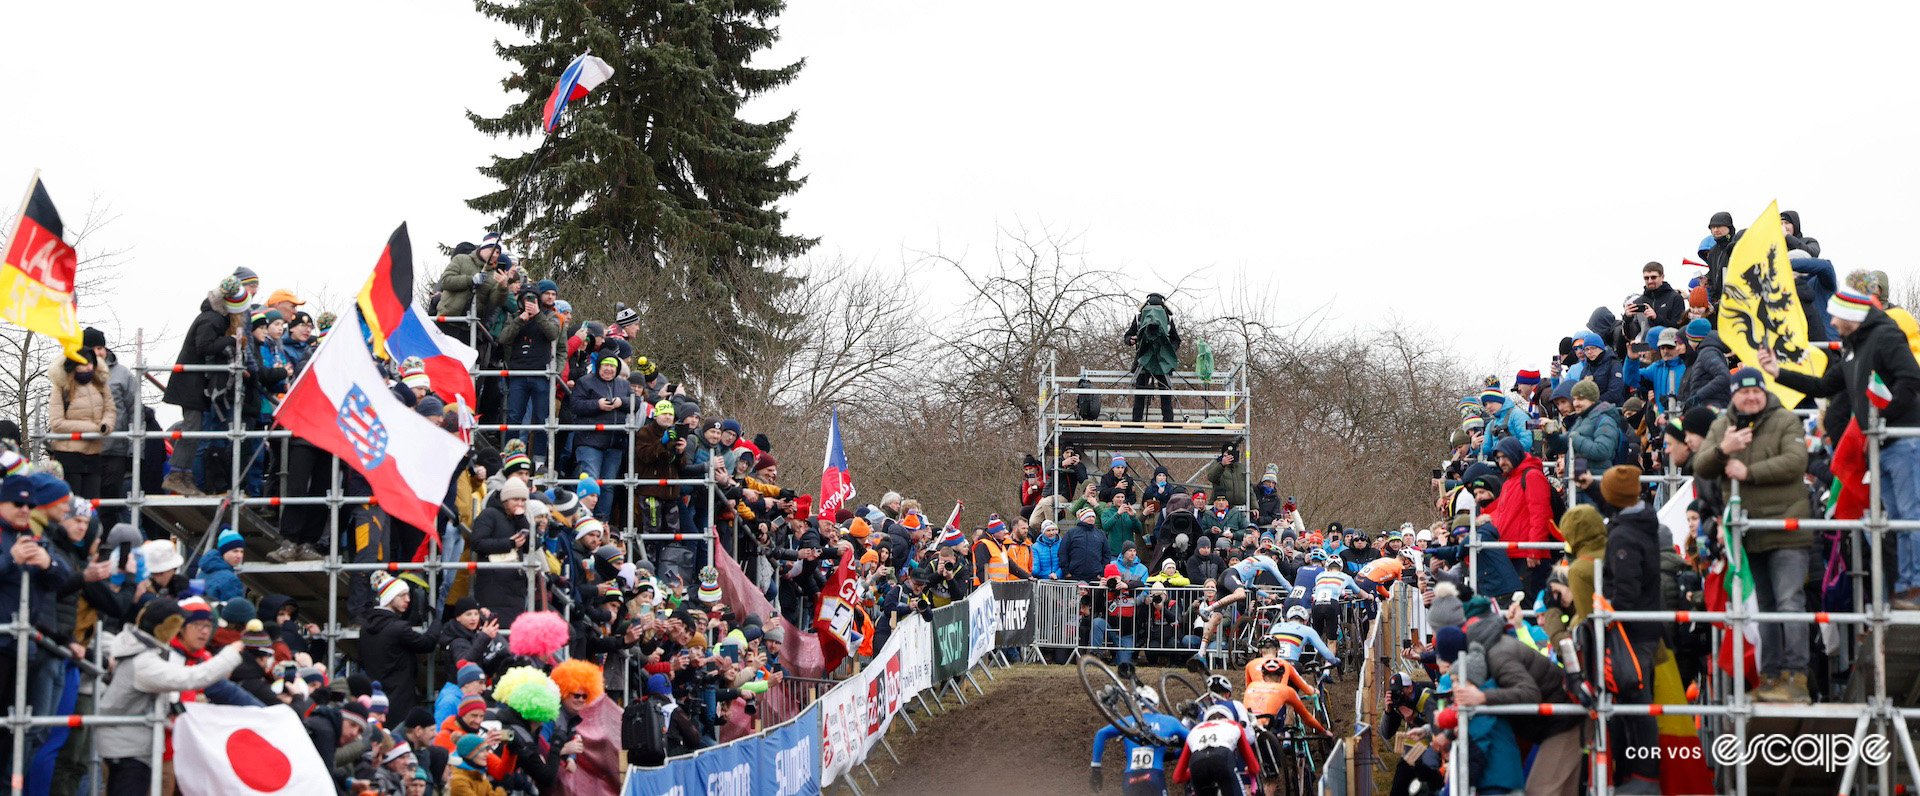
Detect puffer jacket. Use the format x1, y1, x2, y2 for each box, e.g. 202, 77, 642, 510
437, 252, 513, 318
1486, 439, 1556, 561
101, 351, 138, 457
48, 357, 116, 454
1565, 403, 1623, 468
196, 549, 244, 602
1680, 332, 1732, 409
161, 293, 237, 412
96, 629, 243, 760
566, 368, 633, 449
1777, 307, 1920, 432
1029, 534, 1063, 579
1691, 392, 1811, 552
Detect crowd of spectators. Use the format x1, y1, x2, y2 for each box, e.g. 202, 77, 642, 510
1383, 210, 1920, 795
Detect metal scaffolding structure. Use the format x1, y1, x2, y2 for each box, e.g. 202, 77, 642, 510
5, 310, 722, 796
1449, 404, 1919, 794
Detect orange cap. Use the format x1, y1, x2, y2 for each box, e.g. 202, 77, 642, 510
265, 289, 305, 307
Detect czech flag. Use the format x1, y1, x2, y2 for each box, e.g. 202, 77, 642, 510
354, 223, 413, 361
541, 53, 615, 134
0, 174, 83, 361
274, 328, 468, 532
384, 303, 478, 408
817, 407, 856, 519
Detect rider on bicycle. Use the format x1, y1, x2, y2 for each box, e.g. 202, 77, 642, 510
1171, 703, 1262, 796
1243, 636, 1315, 698
1245, 658, 1329, 736
1195, 553, 1291, 654
1308, 554, 1370, 640
1091, 686, 1190, 796
1268, 605, 1337, 670
1202, 674, 1252, 728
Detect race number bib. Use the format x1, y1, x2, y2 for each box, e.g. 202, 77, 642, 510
1188, 722, 1238, 750
1289, 586, 1307, 601
1129, 747, 1154, 771
1277, 638, 1302, 659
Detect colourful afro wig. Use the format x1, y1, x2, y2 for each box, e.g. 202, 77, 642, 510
493, 666, 561, 723
550, 659, 605, 704
507, 611, 570, 658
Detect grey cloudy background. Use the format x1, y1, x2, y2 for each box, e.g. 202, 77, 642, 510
4, 1, 1918, 404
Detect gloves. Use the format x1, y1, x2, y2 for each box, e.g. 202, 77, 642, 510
1089, 766, 1103, 791
1565, 671, 1598, 710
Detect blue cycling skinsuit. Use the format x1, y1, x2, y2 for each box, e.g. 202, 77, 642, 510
1092, 712, 1190, 796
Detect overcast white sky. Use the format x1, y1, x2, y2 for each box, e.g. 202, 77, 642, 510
5, 2, 1920, 398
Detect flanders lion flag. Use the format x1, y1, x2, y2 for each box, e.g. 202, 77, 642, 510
1715, 200, 1827, 406
1, 173, 83, 362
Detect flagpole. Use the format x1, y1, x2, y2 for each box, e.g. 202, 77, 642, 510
4, 169, 38, 247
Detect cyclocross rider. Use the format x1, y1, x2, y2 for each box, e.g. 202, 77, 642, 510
1244, 659, 1329, 736
1242, 636, 1315, 698
1203, 674, 1253, 728
1268, 604, 1337, 668
1309, 554, 1369, 642
1195, 553, 1290, 654
1090, 687, 1190, 796
1171, 703, 1261, 796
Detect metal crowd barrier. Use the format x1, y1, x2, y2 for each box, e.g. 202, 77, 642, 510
1030, 579, 1227, 657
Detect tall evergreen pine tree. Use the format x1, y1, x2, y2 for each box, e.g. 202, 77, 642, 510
468, 0, 813, 305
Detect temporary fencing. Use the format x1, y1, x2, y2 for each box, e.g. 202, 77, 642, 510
1031, 579, 1225, 656
623, 579, 1031, 796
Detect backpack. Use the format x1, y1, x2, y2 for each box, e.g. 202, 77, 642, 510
1614, 423, 1642, 469
621, 698, 668, 766
1075, 377, 1101, 420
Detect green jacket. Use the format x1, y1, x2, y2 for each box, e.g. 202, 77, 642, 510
437, 253, 512, 317
1200, 456, 1249, 507
1566, 404, 1622, 468
1691, 394, 1811, 552
1560, 504, 1607, 629
1100, 505, 1144, 553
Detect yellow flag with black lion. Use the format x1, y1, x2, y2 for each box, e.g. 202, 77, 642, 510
1715, 200, 1828, 406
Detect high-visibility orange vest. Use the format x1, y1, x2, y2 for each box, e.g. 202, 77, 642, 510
974, 537, 1013, 585
1007, 541, 1033, 577
856, 606, 876, 658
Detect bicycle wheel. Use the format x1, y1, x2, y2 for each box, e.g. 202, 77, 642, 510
1159, 672, 1204, 721
1080, 654, 1151, 744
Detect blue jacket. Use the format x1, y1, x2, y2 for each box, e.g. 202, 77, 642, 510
433, 681, 465, 726
1061, 522, 1111, 582
1793, 257, 1840, 341
1426, 521, 1523, 600
196, 549, 244, 602
1478, 403, 1533, 458
1091, 712, 1188, 773
1633, 356, 1687, 409
1, 529, 72, 650
1578, 349, 1626, 406
1111, 557, 1148, 584
1565, 404, 1623, 468
1029, 535, 1063, 580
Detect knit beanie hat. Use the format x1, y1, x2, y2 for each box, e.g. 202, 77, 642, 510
454, 733, 487, 761
573, 517, 605, 541
220, 597, 256, 627
1435, 625, 1468, 663
241, 619, 274, 652
1110, 455, 1125, 469
1601, 465, 1643, 509
233, 266, 260, 290
1830, 285, 1875, 324
498, 479, 530, 502
1479, 386, 1505, 406
1730, 367, 1767, 393
377, 577, 409, 608
1262, 464, 1279, 484
369, 683, 390, 714
1077, 506, 1098, 524
458, 694, 487, 717
652, 399, 675, 419
456, 662, 486, 687
1514, 370, 1541, 387
1428, 582, 1466, 627
985, 515, 1007, 536
178, 596, 215, 624
1685, 317, 1712, 343
1569, 378, 1599, 403
697, 566, 722, 603
1682, 405, 1718, 438
576, 473, 600, 498
219, 276, 249, 314
217, 528, 245, 554
398, 357, 430, 391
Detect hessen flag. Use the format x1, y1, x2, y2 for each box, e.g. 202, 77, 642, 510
817, 407, 856, 519
541, 53, 614, 134
274, 329, 467, 532
0, 174, 82, 361
812, 545, 858, 674
386, 303, 478, 408
355, 223, 413, 361
173, 703, 330, 795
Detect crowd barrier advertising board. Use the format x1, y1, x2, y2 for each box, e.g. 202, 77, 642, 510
991, 579, 1034, 647
931, 602, 969, 683
821, 612, 935, 786
966, 582, 1000, 667
622, 702, 821, 796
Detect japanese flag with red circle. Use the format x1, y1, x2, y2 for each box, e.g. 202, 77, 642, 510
174, 703, 330, 795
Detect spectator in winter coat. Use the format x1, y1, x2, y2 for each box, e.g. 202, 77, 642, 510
1253, 465, 1282, 524
1019, 455, 1048, 517
1199, 443, 1249, 508
1422, 511, 1523, 604
1053, 448, 1087, 503
1489, 436, 1557, 602
1477, 386, 1533, 459
97, 598, 244, 792
1794, 256, 1841, 342
1679, 319, 1732, 409
632, 401, 685, 538
197, 529, 248, 603
1631, 327, 1688, 410
470, 479, 533, 624
47, 348, 117, 502
1099, 493, 1144, 554
1096, 456, 1135, 504
1564, 380, 1623, 474
1691, 369, 1814, 702
161, 279, 245, 497
567, 352, 633, 520
499, 288, 562, 460
360, 578, 440, 719
84, 328, 139, 529
1629, 262, 1688, 329
1185, 536, 1225, 585
1573, 332, 1627, 405
1766, 291, 1920, 608
1061, 508, 1112, 582
1590, 466, 1666, 787
1029, 521, 1064, 579
1198, 494, 1251, 536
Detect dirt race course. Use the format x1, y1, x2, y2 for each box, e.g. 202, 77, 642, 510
868, 660, 1362, 796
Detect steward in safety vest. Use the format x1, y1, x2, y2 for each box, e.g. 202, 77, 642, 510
973, 514, 1033, 586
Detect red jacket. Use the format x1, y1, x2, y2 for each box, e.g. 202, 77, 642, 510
1488, 454, 1559, 561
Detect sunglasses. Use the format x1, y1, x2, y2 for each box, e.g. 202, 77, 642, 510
1643, 275, 1662, 281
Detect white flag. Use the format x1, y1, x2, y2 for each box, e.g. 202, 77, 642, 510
174, 703, 330, 796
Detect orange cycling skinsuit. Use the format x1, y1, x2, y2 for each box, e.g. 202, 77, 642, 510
1355, 556, 1405, 599
1244, 678, 1328, 735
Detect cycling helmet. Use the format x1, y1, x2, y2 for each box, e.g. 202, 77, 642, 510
1206, 674, 1234, 695
1135, 685, 1161, 711
1255, 635, 1280, 649
1260, 658, 1285, 676
1203, 703, 1237, 722
1286, 604, 1309, 622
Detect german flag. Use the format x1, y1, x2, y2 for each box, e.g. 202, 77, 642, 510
0, 174, 82, 361
354, 223, 413, 361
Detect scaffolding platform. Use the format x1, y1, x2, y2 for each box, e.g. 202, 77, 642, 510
1038, 364, 1253, 505
140, 501, 343, 609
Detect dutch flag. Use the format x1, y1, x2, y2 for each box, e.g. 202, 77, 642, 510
542, 53, 615, 134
